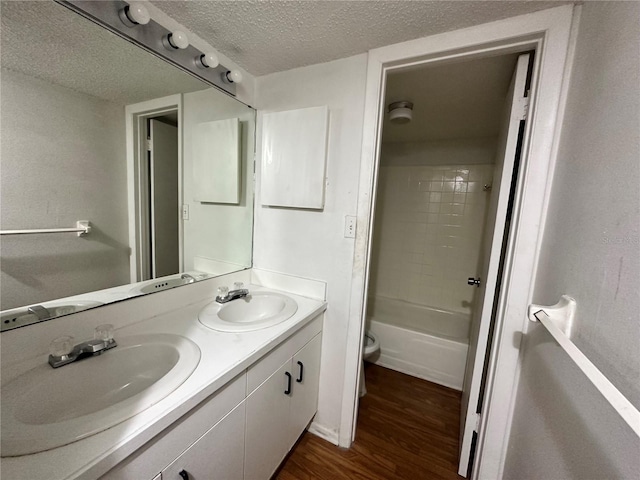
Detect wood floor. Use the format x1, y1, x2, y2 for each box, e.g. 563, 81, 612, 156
275, 364, 463, 480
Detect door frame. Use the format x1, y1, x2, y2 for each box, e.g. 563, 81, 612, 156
125, 94, 183, 283
341, 5, 578, 479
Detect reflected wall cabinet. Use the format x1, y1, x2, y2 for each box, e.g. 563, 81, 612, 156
192, 118, 241, 204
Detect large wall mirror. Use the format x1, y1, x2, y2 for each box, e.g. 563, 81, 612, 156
0, 0, 255, 330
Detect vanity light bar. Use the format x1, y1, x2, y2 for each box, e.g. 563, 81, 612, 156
55, 0, 237, 96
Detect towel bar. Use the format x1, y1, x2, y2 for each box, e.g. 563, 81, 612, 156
0, 220, 91, 237
528, 296, 640, 437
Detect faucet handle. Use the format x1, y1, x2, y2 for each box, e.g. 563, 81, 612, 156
217, 286, 229, 299
94, 324, 114, 343
50, 335, 74, 358
233, 281, 244, 290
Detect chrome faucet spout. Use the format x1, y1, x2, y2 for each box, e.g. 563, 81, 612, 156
28, 305, 51, 321
216, 288, 249, 304
48, 338, 117, 368
181, 273, 196, 283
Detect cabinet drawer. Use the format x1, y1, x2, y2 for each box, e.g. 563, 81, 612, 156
247, 314, 322, 394
163, 401, 245, 480
102, 373, 245, 480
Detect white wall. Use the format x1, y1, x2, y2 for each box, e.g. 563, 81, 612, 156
1, 69, 130, 309
370, 140, 495, 315
254, 54, 368, 441
504, 2, 640, 477
182, 88, 255, 273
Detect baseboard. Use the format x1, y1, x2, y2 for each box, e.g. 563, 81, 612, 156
374, 355, 463, 391
307, 420, 339, 446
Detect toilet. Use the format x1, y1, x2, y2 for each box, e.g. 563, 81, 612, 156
359, 330, 380, 397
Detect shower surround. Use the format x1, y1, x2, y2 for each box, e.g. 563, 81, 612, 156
368, 160, 494, 388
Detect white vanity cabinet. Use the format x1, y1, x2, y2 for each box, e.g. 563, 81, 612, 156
245, 333, 322, 480
101, 374, 247, 480
288, 334, 322, 447
245, 361, 293, 479
162, 402, 245, 480
101, 315, 323, 480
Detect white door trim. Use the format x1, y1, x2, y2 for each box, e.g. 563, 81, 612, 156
125, 94, 183, 283
341, 5, 576, 479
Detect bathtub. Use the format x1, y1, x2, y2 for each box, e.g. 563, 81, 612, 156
366, 296, 470, 390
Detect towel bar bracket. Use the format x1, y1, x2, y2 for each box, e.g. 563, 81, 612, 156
527, 295, 577, 337
75, 220, 91, 237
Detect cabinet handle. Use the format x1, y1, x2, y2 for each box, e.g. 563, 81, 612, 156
284, 371, 292, 395
296, 361, 304, 383
178, 470, 189, 480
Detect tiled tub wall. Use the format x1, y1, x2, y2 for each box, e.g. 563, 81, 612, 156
370, 162, 494, 315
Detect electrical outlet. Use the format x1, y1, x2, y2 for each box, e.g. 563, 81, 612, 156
182, 204, 189, 220
344, 215, 356, 238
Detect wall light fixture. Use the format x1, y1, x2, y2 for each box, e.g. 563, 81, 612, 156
388, 101, 414, 124
164, 30, 189, 50
197, 51, 219, 69
119, 1, 150, 27
222, 70, 243, 84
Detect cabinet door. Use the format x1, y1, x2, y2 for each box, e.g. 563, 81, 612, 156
244, 360, 292, 480
289, 333, 322, 448
162, 402, 245, 480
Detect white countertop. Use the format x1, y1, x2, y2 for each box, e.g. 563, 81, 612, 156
0, 285, 326, 480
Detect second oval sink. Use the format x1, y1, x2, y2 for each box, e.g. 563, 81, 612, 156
1, 333, 200, 457
198, 291, 298, 332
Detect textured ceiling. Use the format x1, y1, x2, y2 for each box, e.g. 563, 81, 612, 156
152, 0, 566, 76
1, 1, 207, 105
382, 53, 519, 142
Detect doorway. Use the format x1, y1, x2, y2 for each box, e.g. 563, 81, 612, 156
358, 51, 531, 476
144, 114, 179, 280
125, 94, 184, 283
342, 6, 574, 480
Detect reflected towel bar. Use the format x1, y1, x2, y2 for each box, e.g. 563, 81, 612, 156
528, 295, 640, 437
0, 220, 91, 237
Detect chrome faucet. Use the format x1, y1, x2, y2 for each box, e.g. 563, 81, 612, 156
181, 273, 196, 283
48, 324, 117, 368
216, 282, 249, 304
28, 305, 51, 321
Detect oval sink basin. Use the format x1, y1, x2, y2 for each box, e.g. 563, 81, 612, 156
1, 333, 200, 457
198, 292, 298, 332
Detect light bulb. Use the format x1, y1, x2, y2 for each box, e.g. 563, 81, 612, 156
224, 69, 243, 84
122, 2, 150, 26
167, 30, 189, 49
199, 51, 219, 69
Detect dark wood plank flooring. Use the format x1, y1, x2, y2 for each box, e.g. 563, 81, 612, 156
275, 363, 463, 479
